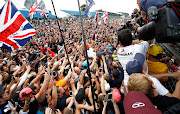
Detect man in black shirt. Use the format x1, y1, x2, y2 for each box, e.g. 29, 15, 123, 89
56, 86, 72, 111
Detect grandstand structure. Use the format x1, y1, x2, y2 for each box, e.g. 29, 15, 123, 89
61, 10, 129, 19
19, 10, 56, 19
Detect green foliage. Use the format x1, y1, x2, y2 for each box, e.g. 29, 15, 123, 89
81, 4, 86, 11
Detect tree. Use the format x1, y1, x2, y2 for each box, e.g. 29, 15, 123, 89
81, 4, 86, 11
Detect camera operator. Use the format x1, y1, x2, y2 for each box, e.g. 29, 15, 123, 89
136, 11, 147, 27
131, 8, 139, 19
135, 0, 180, 43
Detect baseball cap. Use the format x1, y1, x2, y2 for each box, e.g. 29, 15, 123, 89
126, 53, 145, 75
147, 45, 163, 56
19, 88, 33, 98
112, 89, 121, 103
124, 91, 162, 114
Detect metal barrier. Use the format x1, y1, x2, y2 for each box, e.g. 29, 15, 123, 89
157, 43, 180, 93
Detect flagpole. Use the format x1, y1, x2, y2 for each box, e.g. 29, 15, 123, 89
77, 0, 96, 113
50, 0, 73, 72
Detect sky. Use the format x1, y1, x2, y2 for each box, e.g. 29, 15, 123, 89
0, 0, 139, 17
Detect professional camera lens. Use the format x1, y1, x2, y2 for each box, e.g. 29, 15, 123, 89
139, 21, 156, 41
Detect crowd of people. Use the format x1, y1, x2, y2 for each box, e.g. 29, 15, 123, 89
1, 0, 180, 114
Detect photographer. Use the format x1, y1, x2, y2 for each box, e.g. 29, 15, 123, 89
136, 0, 180, 42
131, 8, 139, 19
136, 11, 147, 27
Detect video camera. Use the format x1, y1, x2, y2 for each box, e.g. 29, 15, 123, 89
131, 12, 139, 19
118, 21, 134, 31
118, 0, 180, 43
139, 0, 180, 43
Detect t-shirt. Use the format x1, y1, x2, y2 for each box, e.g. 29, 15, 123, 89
117, 41, 150, 86
147, 59, 168, 82
29, 97, 39, 114
55, 78, 69, 96
41, 48, 47, 55
87, 48, 96, 58
150, 95, 180, 112
56, 93, 69, 111
48, 51, 55, 58
0, 102, 8, 114
56, 78, 67, 87
110, 66, 124, 88
49, 43, 58, 53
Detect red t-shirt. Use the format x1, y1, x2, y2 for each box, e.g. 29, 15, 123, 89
42, 48, 47, 54
48, 51, 55, 57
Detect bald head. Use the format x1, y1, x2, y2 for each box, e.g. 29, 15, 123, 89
74, 67, 80, 75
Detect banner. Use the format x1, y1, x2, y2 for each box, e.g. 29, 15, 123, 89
0, 0, 36, 50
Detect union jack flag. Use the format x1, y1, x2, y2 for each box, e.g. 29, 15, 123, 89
29, 1, 41, 19
40, 8, 48, 17
94, 12, 98, 23
0, 0, 36, 50
101, 11, 108, 23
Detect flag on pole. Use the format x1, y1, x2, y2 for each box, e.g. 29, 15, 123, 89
40, 8, 48, 17
28, 1, 41, 19
101, 11, 108, 23
84, 0, 95, 16
0, 0, 36, 50
94, 12, 98, 23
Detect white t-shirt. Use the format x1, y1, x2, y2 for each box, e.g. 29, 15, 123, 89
146, 74, 169, 95
117, 41, 150, 86
87, 48, 96, 58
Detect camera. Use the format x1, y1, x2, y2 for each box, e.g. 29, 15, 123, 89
139, 0, 180, 43
131, 12, 139, 19
117, 21, 134, 31
104, 93, 112, 101
50, 70, 58, 78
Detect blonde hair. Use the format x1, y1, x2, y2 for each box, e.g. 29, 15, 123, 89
127, 73, 154, 98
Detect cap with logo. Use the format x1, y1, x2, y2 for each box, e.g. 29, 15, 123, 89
124, 91, 162, 114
